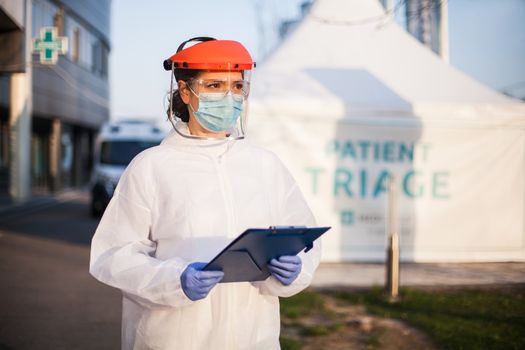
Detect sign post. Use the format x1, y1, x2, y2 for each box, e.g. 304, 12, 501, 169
386, 175, 400, 301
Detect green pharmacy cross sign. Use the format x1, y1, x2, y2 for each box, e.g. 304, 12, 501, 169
32, 27, 68, 64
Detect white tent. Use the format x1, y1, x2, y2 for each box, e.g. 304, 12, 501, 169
248, 0, 525, 262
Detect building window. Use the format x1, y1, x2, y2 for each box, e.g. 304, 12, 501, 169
72, 28, 80, 63
51, 8, 109, 78
101, 45, 108, 78
53, 7, 65, 36
91, 40, 109, 78
32, 0, 58, 38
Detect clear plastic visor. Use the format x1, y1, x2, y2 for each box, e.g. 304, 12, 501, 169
167, 69, 252, 140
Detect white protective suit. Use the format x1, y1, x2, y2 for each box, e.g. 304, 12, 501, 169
90, 121, 322, 350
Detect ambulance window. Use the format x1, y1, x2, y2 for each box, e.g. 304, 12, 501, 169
100, 140, 159, 166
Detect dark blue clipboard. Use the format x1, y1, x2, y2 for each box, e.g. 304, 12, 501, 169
203, 226, 330, 283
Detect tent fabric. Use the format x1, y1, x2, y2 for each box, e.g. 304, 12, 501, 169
250, 0, 525, 126
248, 0, 525, 262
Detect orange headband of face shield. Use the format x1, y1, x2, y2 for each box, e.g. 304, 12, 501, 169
163, 38, 255, 71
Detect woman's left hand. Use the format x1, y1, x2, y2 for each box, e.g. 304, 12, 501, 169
268, 255, 302, 286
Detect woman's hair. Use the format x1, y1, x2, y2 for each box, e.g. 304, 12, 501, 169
167, 69, 202, 123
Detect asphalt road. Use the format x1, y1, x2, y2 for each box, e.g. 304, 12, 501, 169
0, 192, 121, 350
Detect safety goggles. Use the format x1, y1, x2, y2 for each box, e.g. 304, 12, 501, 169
188, 78, 251, 100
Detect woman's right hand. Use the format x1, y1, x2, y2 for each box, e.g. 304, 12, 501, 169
180, 262, 224, 301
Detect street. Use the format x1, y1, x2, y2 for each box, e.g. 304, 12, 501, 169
0, 192, 121, 350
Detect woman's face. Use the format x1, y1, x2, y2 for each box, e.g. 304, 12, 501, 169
178, 70, 244, 137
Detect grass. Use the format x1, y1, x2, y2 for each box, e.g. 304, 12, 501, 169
331, 285, 525, 350
280, 285, 525, 349
280, 290, 327, 319
279, 290, 342, 349
280, 336, 302, 350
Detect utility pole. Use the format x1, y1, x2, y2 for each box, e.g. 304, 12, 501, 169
254, 0, 266, 61
385, 175, 400, 301
439, 0, 449, 63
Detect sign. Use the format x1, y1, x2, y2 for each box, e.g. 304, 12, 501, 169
32, 27, 68, 65
250, 117, 525, 262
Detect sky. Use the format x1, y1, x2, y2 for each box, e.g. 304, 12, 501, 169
447, 0, 525, 97
110, 0, 525, 121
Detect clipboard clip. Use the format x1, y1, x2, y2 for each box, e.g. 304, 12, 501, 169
269, 226, 307, 230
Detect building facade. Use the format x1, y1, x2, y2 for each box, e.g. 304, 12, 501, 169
0, 0, 111, 201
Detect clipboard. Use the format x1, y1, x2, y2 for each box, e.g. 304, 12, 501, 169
203, 226, 330, 283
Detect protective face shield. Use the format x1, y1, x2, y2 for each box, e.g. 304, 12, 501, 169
164, 37, 255, 140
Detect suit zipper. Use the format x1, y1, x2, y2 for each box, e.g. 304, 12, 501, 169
216, 155, 236, 238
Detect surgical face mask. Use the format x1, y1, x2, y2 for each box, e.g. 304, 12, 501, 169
190, 92, 244, 133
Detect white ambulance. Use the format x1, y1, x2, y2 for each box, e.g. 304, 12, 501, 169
90, 120, 165, 216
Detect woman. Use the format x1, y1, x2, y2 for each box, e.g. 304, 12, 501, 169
90, 37, 321, 350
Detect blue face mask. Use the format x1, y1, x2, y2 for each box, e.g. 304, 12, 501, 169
191, 93, 243, 132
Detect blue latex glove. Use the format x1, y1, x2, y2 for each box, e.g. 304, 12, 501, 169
268, 255, 302, 286
180, 262, 224, 301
